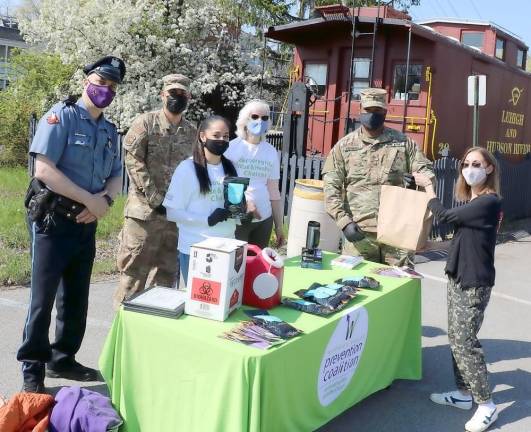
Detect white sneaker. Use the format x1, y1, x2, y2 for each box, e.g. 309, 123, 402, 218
465, 406, 498, 432
429, 390, 473, 410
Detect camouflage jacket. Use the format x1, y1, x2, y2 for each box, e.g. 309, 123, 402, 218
322, 126, 434, 232
123, 109, 196, 220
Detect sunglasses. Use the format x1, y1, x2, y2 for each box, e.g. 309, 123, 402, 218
250, 114, 269, 121
461, 161, 483, 169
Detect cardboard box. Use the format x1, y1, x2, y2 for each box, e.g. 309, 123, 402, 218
185, 237, 248, 321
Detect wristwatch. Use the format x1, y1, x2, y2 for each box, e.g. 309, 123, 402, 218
103, 194, 114, 207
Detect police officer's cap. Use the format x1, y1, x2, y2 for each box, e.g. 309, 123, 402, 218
83, 56, 126, 84
162, 74, 191, 93
360, 88, 387, 109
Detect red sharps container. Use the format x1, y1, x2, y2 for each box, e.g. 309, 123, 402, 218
243, 245, 284, 309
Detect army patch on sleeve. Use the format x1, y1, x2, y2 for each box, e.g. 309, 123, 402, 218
46, 113, 60, 125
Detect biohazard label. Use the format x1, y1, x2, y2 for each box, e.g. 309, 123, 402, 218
191, 278, 221, 305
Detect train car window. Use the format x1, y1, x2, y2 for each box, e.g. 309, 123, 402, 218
392, 64, 422, 101
304, 63, 328, 96
461, 31, 484, 50
495, 38, 506, 60
517, 48, 526, 69
351, 58, 371, 100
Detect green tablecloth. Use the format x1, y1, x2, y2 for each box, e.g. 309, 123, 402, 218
100, 253, 421, 432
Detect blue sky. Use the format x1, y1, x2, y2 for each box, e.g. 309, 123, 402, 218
409, 0, 531, 46
1, 0, 530, 47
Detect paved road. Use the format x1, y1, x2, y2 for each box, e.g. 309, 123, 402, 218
1, 237, 530, 431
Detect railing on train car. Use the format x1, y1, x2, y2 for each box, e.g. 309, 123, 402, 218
431, 157, 462, 240
276, 150, 460, 239
495, 152, 531, 222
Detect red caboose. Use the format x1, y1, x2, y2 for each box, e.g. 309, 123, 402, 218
266, 4, 531, 161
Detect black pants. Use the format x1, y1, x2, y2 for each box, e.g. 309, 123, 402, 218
235, 216, 273, 249
17, 214, 96, 383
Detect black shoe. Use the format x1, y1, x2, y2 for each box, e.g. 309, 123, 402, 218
46, 360, 101, 382
22, 380, 46, 394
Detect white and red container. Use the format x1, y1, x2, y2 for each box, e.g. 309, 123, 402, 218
185, 237, 247, 321
243, 245, 284, 309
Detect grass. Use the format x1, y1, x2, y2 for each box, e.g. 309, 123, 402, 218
0, 166, 290, 286
0, 167, 125, 287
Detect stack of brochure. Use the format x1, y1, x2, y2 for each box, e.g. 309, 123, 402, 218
331, 255, 364, 269
123, 286, 187, 319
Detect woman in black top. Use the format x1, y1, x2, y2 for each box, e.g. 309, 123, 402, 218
414, 147, 501, 432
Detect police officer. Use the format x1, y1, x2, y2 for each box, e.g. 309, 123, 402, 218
114, 74, 197, 306
18, 56, 126, 393
322, 88, 434, 266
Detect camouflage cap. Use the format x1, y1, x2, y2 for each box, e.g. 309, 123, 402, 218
360, 88, 387, 109
162, 74, 191, 92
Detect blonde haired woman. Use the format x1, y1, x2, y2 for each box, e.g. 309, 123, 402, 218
414, 147, 502, 432
225, 99, 284, 248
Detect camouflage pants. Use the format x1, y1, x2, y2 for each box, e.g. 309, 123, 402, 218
342, 232, 413, 267
114, 216, 178, 308
447, 277, 493, 403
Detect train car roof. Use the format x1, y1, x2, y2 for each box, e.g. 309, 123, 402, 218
416, 18, 526, 48
266, 16, 531, 77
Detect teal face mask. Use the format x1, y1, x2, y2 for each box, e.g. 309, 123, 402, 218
223, 176, 250, 218
227, 183, 245, 205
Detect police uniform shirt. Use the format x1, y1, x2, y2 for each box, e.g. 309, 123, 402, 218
30, 98, 122, 194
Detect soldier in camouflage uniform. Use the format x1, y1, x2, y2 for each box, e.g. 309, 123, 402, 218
115, 74, 197, 306
322, 88, 434, 266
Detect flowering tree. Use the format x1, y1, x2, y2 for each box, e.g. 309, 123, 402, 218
17, 0, 265, 130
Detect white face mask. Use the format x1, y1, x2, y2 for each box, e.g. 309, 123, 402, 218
462, 166, 487, 187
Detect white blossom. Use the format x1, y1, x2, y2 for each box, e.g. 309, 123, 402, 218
17, 0, 265, 130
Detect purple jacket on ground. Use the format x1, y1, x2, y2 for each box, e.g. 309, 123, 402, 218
49, 386, 122, 432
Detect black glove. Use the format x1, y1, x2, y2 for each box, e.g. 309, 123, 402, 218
240, 212, 254, 225
154, 204, 166, 215
403, 173, 417, 189
208, 208, 231, 227
343, 222, 365, 243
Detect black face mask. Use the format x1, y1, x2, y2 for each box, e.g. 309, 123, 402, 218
204, 139, 229, 156
166, 94, 188, 114
360, 112, 386, 130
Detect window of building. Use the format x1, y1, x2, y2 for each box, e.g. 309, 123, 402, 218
304, 63, 328, 96
393, 64, 422, 100
351, 58, 371, 99
517, 48, 526, 69
461, 31, 484, 50
495, 37, 505, 60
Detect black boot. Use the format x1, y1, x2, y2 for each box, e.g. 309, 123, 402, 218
46, 360, 101, 382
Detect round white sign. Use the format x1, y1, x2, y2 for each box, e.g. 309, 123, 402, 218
317, 306, 369, 406
253, 273, 279, 299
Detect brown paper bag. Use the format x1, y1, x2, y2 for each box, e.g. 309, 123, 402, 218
377, 185, 433, 251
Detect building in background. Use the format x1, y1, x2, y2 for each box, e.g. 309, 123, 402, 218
266, 5, 531, 161
0, 15, 27, 90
